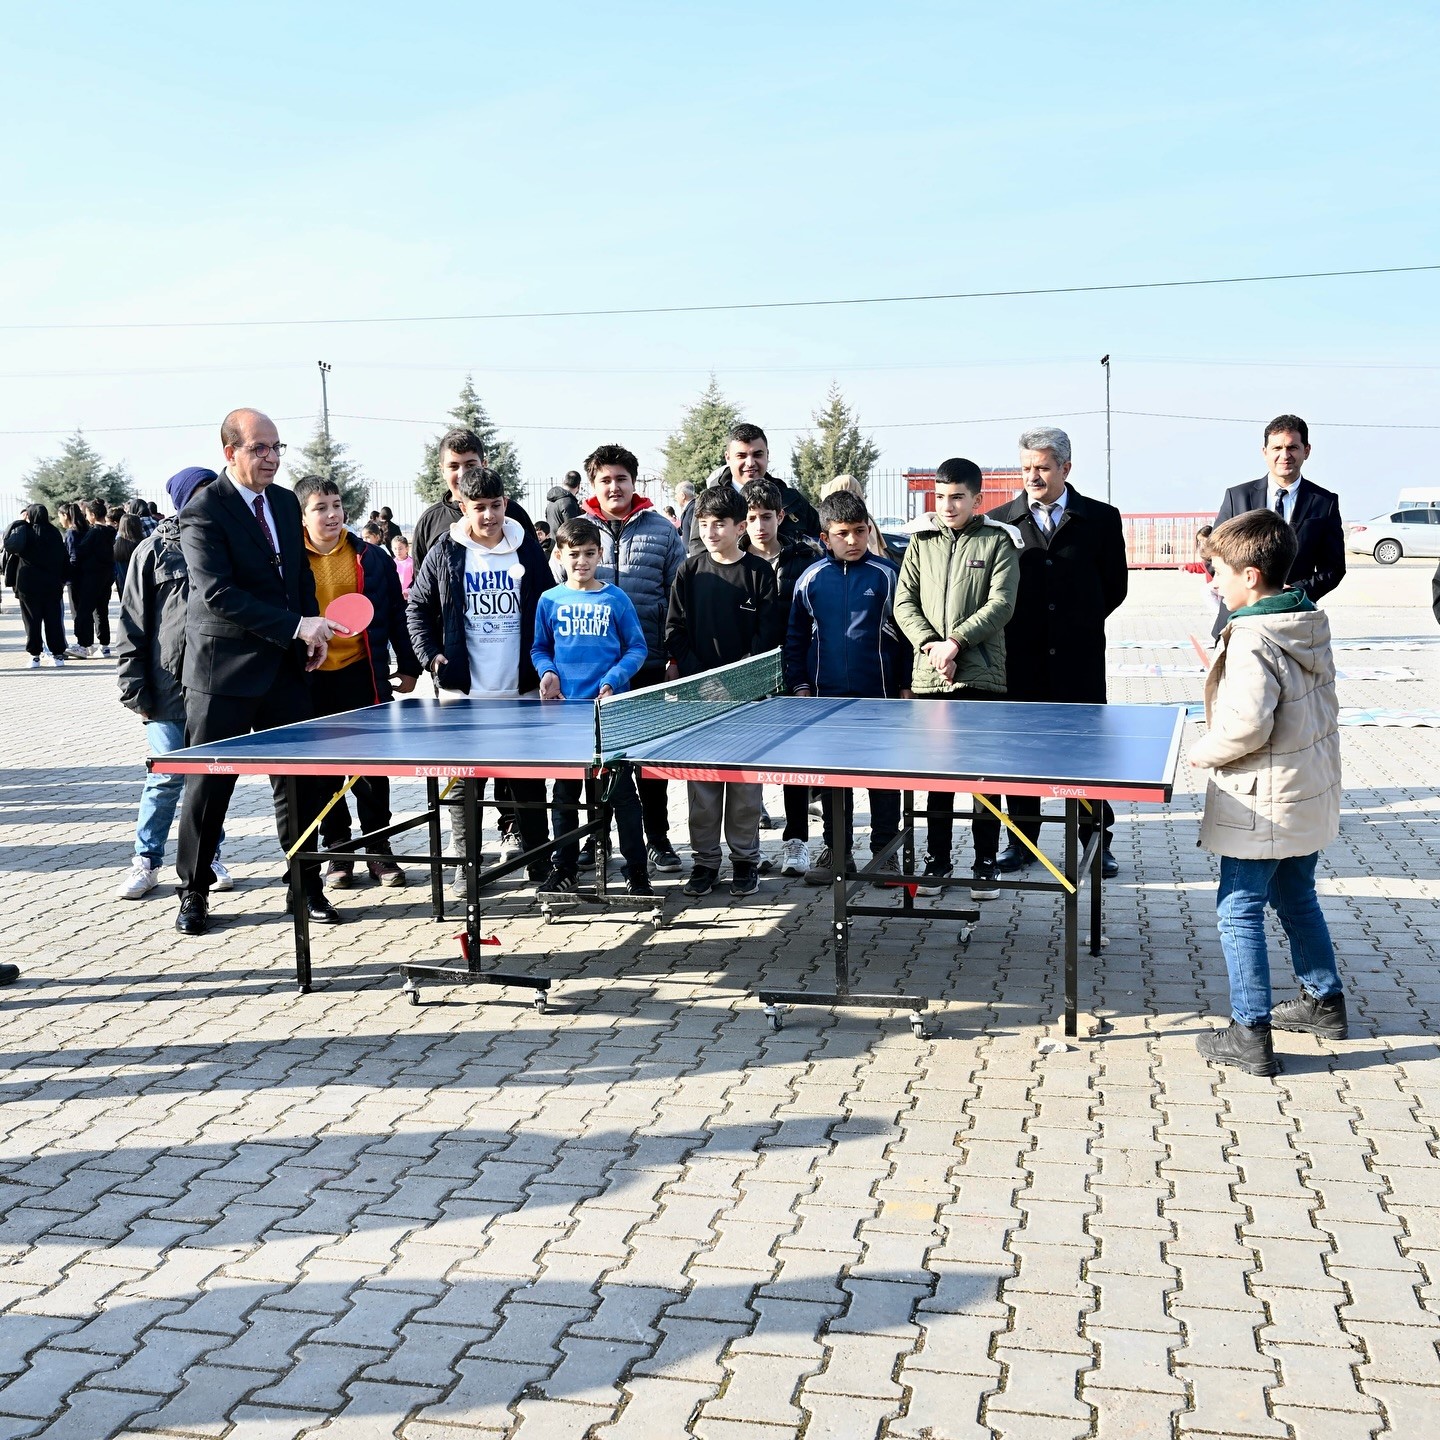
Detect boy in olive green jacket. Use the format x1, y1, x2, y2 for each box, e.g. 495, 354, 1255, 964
895, 457, 1022, 897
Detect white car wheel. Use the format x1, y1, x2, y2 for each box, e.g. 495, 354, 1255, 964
1373, 539, 1403, 565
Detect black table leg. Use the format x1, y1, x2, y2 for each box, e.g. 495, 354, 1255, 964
1090, 805, 1104, 958
427, 777, 444, 921
1064, 798, 1079, 1038
464, 778, 481, 971
831, 787, 850, 998
286, 775, 312, 994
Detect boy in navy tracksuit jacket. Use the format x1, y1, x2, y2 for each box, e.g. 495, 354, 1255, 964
531, 517, 653, 895
785, 489, 912, 882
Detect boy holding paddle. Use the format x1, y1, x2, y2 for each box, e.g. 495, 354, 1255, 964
296, 474, 422, 889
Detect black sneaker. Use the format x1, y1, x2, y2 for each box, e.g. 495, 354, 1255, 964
175, 892, 209, 936
626, 875, 655, 898
324, 859, 354, 889
916, 859, 953, 897
1196, 1021, 1278, 1077
1271, 989, 1348, 1040
683, 866, 718, 897
537, 872, 577, 896
970, 858, 1000, 901
730, 864, 760, 898
647, 842, 682, 873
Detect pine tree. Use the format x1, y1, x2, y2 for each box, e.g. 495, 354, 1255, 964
288, 420, 371, 520
661, 376, 743, 491
414, 376, 522, 503
23, 430, 133, 512
789, 383, 881, 503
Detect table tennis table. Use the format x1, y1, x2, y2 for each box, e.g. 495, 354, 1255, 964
153, 651, 1185, 1037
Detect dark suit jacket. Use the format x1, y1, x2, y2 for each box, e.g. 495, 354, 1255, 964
1210, 475, 1345, 638
179, 472, 317, 697
990, 485, 1129, 705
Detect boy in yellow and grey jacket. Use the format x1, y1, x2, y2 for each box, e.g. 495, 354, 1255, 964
894, 457, 1021, 897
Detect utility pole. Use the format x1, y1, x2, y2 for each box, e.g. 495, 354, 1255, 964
1100, 354, 1112, 506
317, 361, 332, 445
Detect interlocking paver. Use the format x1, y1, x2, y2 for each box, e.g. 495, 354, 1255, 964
3, 573, 1439, 1440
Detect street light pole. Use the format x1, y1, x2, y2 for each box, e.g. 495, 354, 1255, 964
318, 361, 332, 445
1100, 354, 1112, 506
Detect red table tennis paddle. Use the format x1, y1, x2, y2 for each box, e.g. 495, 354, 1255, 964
325, 592, 374, 635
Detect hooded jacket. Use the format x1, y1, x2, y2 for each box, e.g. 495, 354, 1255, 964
4, 516, 67, 598
1188, 591, 1341, 860
893, 514, 1022, 694
785, 550, 912, 698
579, 494, 686, 676
546, 484, 583, 536
406, 516, 552, 695
411, 492, 537, 567
115, 517, 191, 722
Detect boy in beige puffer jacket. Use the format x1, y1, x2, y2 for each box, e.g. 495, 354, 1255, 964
1189, 509, 1344, 1077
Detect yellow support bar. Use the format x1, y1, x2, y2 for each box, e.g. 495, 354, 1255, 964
285, 777, 358, 861
970, 792, 1075, 895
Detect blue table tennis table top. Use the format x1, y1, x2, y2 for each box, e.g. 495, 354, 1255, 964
154, 695, 1185, 803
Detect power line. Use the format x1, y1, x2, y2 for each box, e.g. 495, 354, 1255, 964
1, 262, 1435, 333
1118, 409, 1440, 431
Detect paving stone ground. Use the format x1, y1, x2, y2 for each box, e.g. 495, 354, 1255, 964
2, 563, 1438, 1439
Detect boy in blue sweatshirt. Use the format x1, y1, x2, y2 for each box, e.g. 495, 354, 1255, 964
531, 517, 652, 895
785, 490, 913, 885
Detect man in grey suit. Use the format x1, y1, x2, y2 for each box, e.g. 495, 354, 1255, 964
1210, 414, 1345, 640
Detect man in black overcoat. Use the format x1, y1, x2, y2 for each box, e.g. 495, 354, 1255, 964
172, 408, 341, 935
988, 426, 1129, 877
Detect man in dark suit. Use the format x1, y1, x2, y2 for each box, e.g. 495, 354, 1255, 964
173, 408, 341, 935
990, 426, 1129, 878
1210, 413, 1345, 640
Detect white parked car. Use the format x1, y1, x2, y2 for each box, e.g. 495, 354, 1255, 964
1346, 505, 1440, 564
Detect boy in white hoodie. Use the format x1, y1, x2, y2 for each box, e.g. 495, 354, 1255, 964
406, 466, 555, 881
1189, 509, 1345, 1077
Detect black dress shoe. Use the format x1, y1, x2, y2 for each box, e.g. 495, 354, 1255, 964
175, 892, 209, 935
285, 892, 345, 924
1101, 848, 1119, 880
996, 844, 1035, 873
0, 962, 20, 986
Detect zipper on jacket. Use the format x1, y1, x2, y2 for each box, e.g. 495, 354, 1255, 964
940, 529, 959, 641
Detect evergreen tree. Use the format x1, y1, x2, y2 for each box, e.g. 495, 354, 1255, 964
789, 383, 881, 503
24, 430, 133, 512
289, 420, 371, 520
661, 376, 743, 491
414, 375, 522, 503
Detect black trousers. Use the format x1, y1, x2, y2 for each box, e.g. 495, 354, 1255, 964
19, 592, 66, 656
597, 664, 672, 850
1006, 794, 1115, 850
917, 689, 1002, 866
781, 784, 810, 843
551, 771, 647, 879
69, 582, 111, 648
176, 678, 324, 896
307, 664, 391, 847
822, 786, 901, 856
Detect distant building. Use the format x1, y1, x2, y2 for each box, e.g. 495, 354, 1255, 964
903, 467, 1021, 520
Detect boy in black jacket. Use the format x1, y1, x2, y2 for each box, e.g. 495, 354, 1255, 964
742, 478, 822, 876
665, 485, 783, 898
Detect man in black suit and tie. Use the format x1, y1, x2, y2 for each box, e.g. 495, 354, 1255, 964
1210, 414, 1345, 640
989, 426, 1129, 878
173, 408, 342, 935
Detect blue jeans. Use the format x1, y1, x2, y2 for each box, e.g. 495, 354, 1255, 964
1216, 852, 1342, 1026
135, 720, 224, 866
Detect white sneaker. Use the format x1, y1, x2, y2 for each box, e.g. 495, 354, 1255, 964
211, 857, 234, 892
93, 645, 112, 659
118, 857, 159, 900
65, 645, 89, 659
498, 834, 524, 865
28, 655, 40, 669
780, 838, 811, 877
51, 653, 65, 667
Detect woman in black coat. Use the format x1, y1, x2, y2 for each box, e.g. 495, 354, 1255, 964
3, 505, 69, 666
59, 501, 113, 656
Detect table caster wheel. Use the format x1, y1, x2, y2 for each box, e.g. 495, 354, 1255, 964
534, 992, 549, 1014
958, 924, 974, 950
909, 1013, 930, 1039
403, 982, 420, 1007
763, 1004, 782, 1032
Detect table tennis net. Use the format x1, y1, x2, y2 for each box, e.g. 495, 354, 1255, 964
596, 649, 783, 760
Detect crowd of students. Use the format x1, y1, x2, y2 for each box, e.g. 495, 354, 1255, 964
2, 497, 160, 665
5, 404, 1368, 1077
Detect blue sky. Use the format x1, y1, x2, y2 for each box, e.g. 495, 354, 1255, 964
2, 1, 1437, 520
